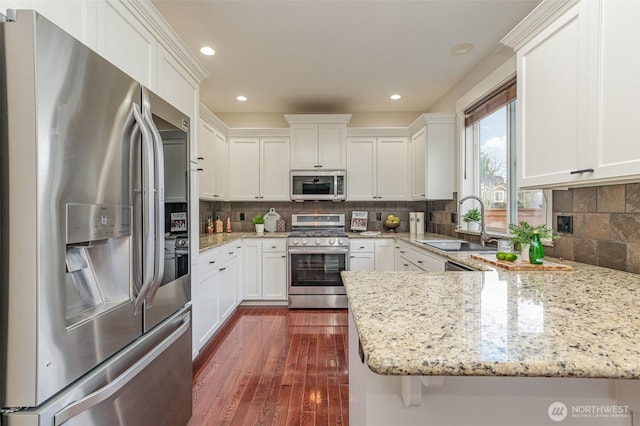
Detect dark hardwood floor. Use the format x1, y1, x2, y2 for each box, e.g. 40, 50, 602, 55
190, 307, 349, 426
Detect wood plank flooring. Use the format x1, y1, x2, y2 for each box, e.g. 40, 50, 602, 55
190, 307, 349, 426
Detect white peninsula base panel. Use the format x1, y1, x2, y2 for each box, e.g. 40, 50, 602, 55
349, 310, 632, 426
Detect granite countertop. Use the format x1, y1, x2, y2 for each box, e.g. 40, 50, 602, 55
343, 265, 640, 379
199, 232, 289, 251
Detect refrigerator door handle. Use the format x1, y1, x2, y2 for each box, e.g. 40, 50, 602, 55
53, 313, 191, 426
142, 105, 165, 306
131, 103, 156, 314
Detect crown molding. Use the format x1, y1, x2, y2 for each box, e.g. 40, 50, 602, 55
120, 0, 208, 83
284, 114, 352, 125
227, 128, 290, 138
500, 0, 580, 51
408, 113, 456, 136
199, 104, 229, 135
346, 127, 409, 137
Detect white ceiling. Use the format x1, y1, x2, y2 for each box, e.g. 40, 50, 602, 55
151, 0, 540, 115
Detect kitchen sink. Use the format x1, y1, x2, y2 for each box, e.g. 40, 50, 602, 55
416, 239, 497, 253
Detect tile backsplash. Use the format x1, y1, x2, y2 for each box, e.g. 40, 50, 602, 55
547, 183, 640, 274
199, 183, 640, 274
200, 200, 427, 234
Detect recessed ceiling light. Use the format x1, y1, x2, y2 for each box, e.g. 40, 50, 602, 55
450, 43, 474, 56
236, 95, 247, 102
200, 46, 215, 56
390, 94, 402, 100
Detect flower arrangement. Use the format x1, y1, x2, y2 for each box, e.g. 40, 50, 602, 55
508, 221, 557, 249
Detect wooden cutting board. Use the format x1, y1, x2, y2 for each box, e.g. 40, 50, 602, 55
470, 253, 573, 271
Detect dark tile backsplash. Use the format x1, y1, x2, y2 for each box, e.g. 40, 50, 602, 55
199, 183, 640, 274
200, 200, 427, 234
546, 183, 640, 274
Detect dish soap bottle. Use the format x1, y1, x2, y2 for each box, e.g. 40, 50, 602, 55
529, 231, 544, 265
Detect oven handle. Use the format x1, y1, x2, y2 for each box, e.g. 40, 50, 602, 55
287, 247, 349, 255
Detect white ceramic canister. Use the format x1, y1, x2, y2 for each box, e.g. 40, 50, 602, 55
416, 212, 425, 236
409, 212, 417, 235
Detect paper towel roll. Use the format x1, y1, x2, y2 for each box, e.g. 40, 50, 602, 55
416, 212, 425, 236
409, 212, 417, 235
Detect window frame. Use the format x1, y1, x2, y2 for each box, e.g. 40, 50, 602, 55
455, 58, 552, 238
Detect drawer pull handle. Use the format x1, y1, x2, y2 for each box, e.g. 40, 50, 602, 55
219, 267, 226, 271
272, 245, 277, 249
229, 251, 234, 255
417, 260, 423, 264
197, 168, 204, 172
400, 251, 406, 254
209, 260, 216, 264
360, 246, 365, 249
197, 156, 204, 160
570, 168, 594, 175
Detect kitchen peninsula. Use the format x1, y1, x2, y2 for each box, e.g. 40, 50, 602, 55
343, 261, 640, 425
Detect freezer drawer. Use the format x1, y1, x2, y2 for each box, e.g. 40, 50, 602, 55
3, 307, 192, 426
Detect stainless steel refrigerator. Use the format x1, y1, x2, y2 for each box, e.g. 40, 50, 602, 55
1, 10, 192, 425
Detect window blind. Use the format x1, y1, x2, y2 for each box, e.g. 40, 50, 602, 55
464, 76, 516, 127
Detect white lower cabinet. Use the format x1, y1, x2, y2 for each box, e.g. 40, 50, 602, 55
394, 241, 445, 272
194, 249, 221, 353
262, 242, 288, 300
349, 239, 396, 272
349, 240, 376, 272
193, 242, 240, 354
243, 238, 287, 301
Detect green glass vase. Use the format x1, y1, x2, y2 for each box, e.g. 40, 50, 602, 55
529, 231, 544, 265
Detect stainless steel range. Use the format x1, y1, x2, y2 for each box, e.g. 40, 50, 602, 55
288, 213, 349, 309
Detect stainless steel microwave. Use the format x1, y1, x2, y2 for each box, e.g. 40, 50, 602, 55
290, 170, 346, 201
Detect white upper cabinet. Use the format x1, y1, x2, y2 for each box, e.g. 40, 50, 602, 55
503, 0, 640, 188
286, 114, 351, 169
592, 0, 640, 181
228, 137, 290, 201
409, 114, 455, 200
347, 136, 408, 201
97, 0, 156, 88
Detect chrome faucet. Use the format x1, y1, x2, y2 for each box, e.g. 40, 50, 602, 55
458, 195, 496, 247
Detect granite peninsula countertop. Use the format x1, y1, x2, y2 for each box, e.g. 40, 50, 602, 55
342, 266, 640, 379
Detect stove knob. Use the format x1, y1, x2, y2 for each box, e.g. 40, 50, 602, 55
301, 239, 307, 245
328, 238, 335, 245
292, 239, 299, 246
337, 238, 344, 245
315, 239, 321, 245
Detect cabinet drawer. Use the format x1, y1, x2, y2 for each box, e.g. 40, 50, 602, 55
220, 243, 241, 263
198, 249, 221, 275
349, 240, 375, 253
262, 239, 287, 253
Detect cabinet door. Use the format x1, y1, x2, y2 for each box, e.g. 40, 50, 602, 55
593, 0, 640, 181
318, 124, 347, 169
347, 137, 377, 200
411, 128, 427, 200
349, 253, 375, 272
425, 122, 454, 200
98, 0, 155, 88
195, 267, 220, 350
290, 124, 318, 169
197, 120, 215, 199
212, 130, 226, 199
518, 1, 592, 188
260, 137, 290, 200
228, 138, 260, 200
374, 239, 395, 272
219, 257, 238, 320
243, 239, 262, 300
262, 252, 287, 300
376, 137, 408, 200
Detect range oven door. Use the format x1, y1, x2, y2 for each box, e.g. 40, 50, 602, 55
288, 247, 348, 295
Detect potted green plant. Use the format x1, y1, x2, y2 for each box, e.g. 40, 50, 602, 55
253, 215, 265, 235
508, 221, 557, 253
462, 208, 481, 231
